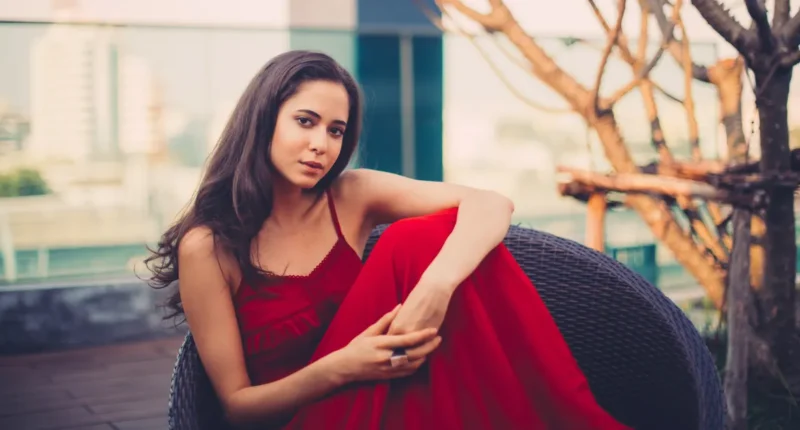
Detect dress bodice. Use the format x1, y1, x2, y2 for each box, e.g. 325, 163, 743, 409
233, 190, 362, 385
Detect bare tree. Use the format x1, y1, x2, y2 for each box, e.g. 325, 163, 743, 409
676, 0, 799, 382
423, 0, 800, 425
428, 0, 728, 307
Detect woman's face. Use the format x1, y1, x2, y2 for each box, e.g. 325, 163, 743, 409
270, 80, 349, 191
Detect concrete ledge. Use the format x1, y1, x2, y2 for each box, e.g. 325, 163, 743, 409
0, 277, 186, 354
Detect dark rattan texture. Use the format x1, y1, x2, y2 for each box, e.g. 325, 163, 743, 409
167, 225, 725, 430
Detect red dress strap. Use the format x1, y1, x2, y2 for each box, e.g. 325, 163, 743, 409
325, 189, 344, 240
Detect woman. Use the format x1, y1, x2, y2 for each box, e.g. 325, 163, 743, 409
147, 50, 630, 429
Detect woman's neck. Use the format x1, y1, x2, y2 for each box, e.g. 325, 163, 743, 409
268, 186, 325, 229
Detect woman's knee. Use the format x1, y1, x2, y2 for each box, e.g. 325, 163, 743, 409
374, 208, 458, 264
383, 208, 456, 245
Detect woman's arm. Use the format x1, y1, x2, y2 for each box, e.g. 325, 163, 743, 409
178, 228, 345, 427
415, 192, 515, 293
346, 168, 515, 293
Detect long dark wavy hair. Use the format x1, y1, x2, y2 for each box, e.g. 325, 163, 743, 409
145, 50, 363, 320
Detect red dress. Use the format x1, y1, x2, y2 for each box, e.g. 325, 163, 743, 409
234, 190, 631, 429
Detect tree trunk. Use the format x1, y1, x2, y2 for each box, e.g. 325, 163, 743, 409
724, 208, 752, 430
753, 67, 796, 371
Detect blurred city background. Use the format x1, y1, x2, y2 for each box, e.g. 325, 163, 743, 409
3, 0, 800, 428
0, 0, 799, 338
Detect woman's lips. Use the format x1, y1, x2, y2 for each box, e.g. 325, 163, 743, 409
300, 161, 323, 170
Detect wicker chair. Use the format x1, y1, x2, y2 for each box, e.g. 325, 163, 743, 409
167, 225, 725, 430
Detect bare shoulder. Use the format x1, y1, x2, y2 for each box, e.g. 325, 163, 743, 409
331, 168, 393, 204
330, 169, 380, 249
331, 169, 370, 212
333, 168, 370, 193
179, 226, 216, 259
178, 226, 239, 292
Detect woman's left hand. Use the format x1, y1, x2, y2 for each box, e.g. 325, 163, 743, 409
388, 280, 453, 335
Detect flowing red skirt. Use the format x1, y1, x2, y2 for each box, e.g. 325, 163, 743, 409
285, 208, 631, 429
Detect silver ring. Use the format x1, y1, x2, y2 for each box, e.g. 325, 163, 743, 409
390, 353, 409, 368
389, 348, 409, 367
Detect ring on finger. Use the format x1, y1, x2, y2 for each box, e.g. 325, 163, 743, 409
389, 348, 409, 368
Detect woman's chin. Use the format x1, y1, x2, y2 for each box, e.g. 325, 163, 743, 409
291, 177, 323, 190
275, 169, 326, 191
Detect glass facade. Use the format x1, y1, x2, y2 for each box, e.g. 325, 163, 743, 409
1, 19, 790, 294
355, 34, 443, 181
0, 22, 445, 286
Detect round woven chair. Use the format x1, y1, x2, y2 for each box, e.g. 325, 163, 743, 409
167, 225, 726, 430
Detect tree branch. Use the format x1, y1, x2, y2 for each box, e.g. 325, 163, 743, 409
604, 0, 679, 107
642, 159, 728, 180
675, 0, 701, 161
587, 0, 639, 64
622, 2, 729, 263
437, 0, 591, 110
576, 38, 684, 103
638, 65, 675, 163
744, 0, 776, 52
655, 84, 685, 103
438, 0, 508, 31
690, 0, 757, 56
780, 12, 800, 48
773, 0, 791, 28
636, 2, 650, 61
780, 48, 800, 67
672, 0, 730, 254
648, 2, 739, 251
557, 167, 732, 202
419, 0, 576, 113
707, 58, 748, 163
587, 0, 613, 33
603, 48, 666, 106
648, 0, 711, 82
592, 0, 627, 114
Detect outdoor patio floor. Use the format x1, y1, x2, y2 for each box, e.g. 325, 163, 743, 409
0, 336, 185, 430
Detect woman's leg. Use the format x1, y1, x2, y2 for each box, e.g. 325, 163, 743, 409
287, 208, 630, 430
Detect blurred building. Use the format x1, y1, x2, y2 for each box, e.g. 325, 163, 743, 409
0, 106, 30, 154
0, 0, 444, 284
0, 0, 755, 291
28, 3, 163, 163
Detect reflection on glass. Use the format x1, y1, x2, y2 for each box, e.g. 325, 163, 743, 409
0, 21, 796, 292
0, 22, 357, 286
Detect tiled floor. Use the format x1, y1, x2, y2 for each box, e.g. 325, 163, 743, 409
0, 336, 184, 430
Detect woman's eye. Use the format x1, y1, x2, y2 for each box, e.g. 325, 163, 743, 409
330, 128, 344, 137
296, 117, 313, 127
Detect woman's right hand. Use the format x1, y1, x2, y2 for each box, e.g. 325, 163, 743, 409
330, 304, 442, 384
